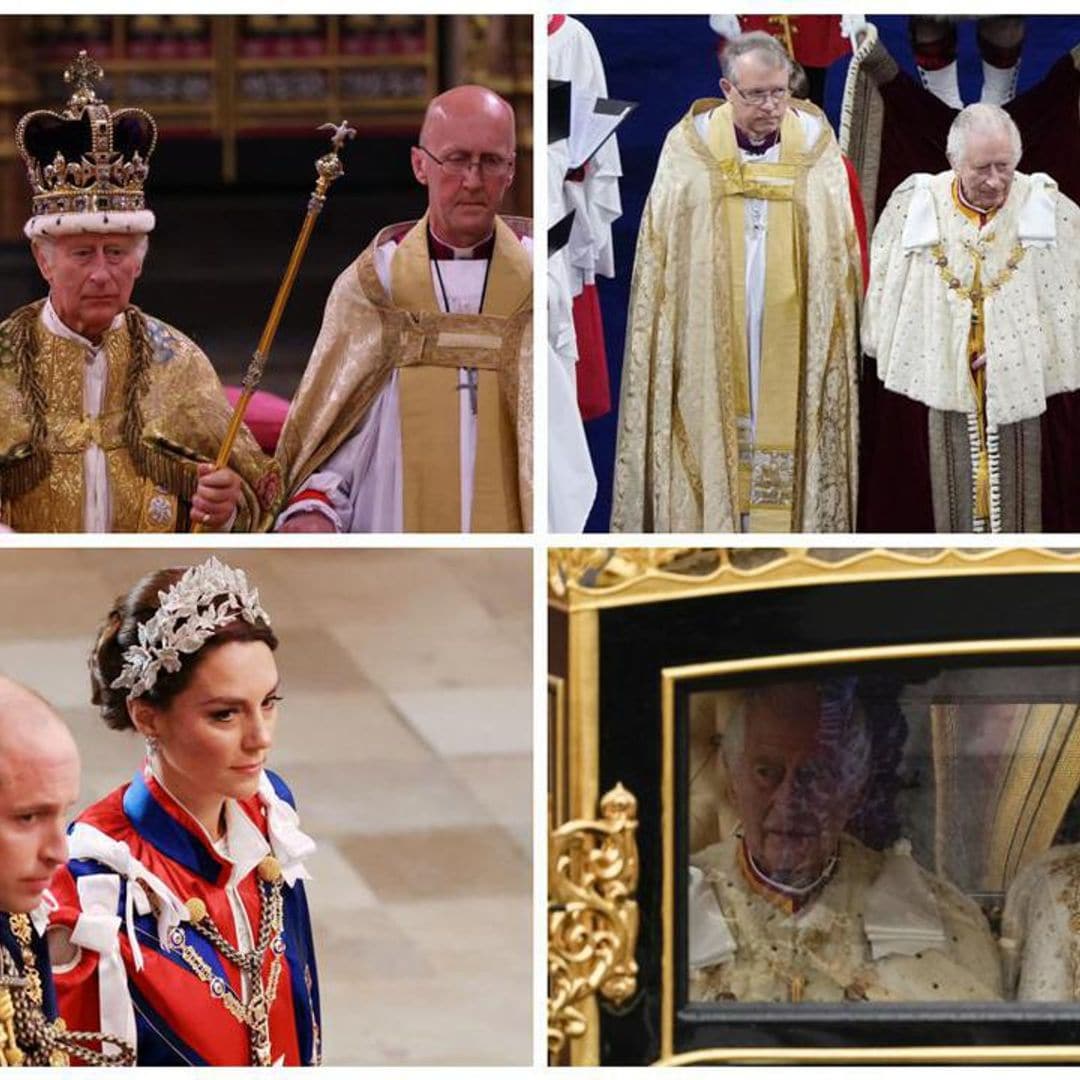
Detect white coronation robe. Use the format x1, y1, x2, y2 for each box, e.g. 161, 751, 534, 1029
1002, 843, 1080, 1000
276, 231, 533, 533
689, 835, 1003, 1003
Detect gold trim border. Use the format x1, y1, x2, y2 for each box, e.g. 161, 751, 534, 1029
660, 635, 1080, 1064
549, 548, 1080, 612
549, 674, 568, 828
566, 607, 600, 1066
655, 1045, 1080, 1065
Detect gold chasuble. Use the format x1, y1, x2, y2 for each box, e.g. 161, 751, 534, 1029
0, 304, 275, 533
611, 100, 861, 532
277, 213, 533, 533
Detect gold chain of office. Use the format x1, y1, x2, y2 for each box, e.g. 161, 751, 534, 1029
0, 913, 135, 1066
166, 855, 286, 1068
929, 240, 1026, 305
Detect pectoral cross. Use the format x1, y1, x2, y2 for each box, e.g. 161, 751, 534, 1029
456, 369, 479, 416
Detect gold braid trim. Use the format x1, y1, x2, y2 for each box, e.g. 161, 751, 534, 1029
3, 914, 135, 1066
122, 306, 198, 501
0, 301, 51, 501
929, 240, 1026, 303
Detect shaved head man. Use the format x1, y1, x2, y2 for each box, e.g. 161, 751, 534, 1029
0, 677, 79, 914
276, 82, 532, 535
412, 86, 516, 249
0, 677, 80, 1065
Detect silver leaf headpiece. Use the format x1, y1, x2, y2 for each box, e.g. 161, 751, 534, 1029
111, 556, 271, 701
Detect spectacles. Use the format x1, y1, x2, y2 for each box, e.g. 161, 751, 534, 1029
730, 84, 790, 107
417, 145, 514, 178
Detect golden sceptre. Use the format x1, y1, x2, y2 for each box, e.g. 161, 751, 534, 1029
192, 120, 356, 533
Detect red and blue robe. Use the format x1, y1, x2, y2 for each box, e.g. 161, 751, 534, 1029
48, 766, 321, 1066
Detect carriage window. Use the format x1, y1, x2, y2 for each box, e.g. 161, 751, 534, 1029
685, 660, 1080, 1006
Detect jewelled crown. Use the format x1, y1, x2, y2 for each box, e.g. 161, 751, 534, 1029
15, 50, 158, 240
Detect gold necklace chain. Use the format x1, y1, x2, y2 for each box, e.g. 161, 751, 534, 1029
929, 239, 1026, 305
2, 914, 135, 1066
166, 856, 286, 1067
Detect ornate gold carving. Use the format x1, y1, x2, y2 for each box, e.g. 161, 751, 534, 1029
548, 783, 640, 1060
548, 547, 1080, 611
548, 548, 698, 599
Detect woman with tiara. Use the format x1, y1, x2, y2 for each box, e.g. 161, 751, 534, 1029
46, 556, 321, 1066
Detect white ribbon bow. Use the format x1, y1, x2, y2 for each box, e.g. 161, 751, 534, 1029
66, 823, 189, 971
69, 875, 137, 1058
258, 773, 316, 887
902, 174, 940, 252
29, 889, 58, 937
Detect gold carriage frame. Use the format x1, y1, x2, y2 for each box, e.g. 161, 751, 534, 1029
549, 547, 1080, 1066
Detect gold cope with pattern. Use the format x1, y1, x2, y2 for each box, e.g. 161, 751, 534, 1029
276, 213, 533, 532
611, 99, 861, 532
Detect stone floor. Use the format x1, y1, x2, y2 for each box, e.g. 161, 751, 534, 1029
0, 547, 533, 1065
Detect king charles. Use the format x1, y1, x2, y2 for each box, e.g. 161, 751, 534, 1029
0, 52, 276, 533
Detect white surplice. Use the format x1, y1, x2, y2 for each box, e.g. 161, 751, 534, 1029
549, 135, 598, 531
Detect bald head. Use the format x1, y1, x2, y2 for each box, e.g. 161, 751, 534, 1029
412, 84, 517, 248
0, 677, 79, 912
420, 85, 516, 153
0, 677, 75, 767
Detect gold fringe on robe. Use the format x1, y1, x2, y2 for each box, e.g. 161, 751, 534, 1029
0, 302, 276, 533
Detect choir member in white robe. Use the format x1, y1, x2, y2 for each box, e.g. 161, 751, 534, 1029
549, 130, 598, 532
548, 14, 623, 421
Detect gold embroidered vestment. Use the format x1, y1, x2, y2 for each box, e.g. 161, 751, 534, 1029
276, 214, 533, 532
0, 303, 274, 532
611, 100, 861, 532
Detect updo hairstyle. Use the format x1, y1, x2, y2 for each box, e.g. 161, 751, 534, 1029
90, 566, 278, 731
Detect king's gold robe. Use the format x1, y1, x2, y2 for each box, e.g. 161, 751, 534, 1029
611, 100, 861, 532
0, 302, 276, 533
690, 835, 1003, 1004
276, 213, 533, 532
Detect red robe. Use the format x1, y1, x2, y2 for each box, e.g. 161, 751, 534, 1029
49, 767, 320, 1066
